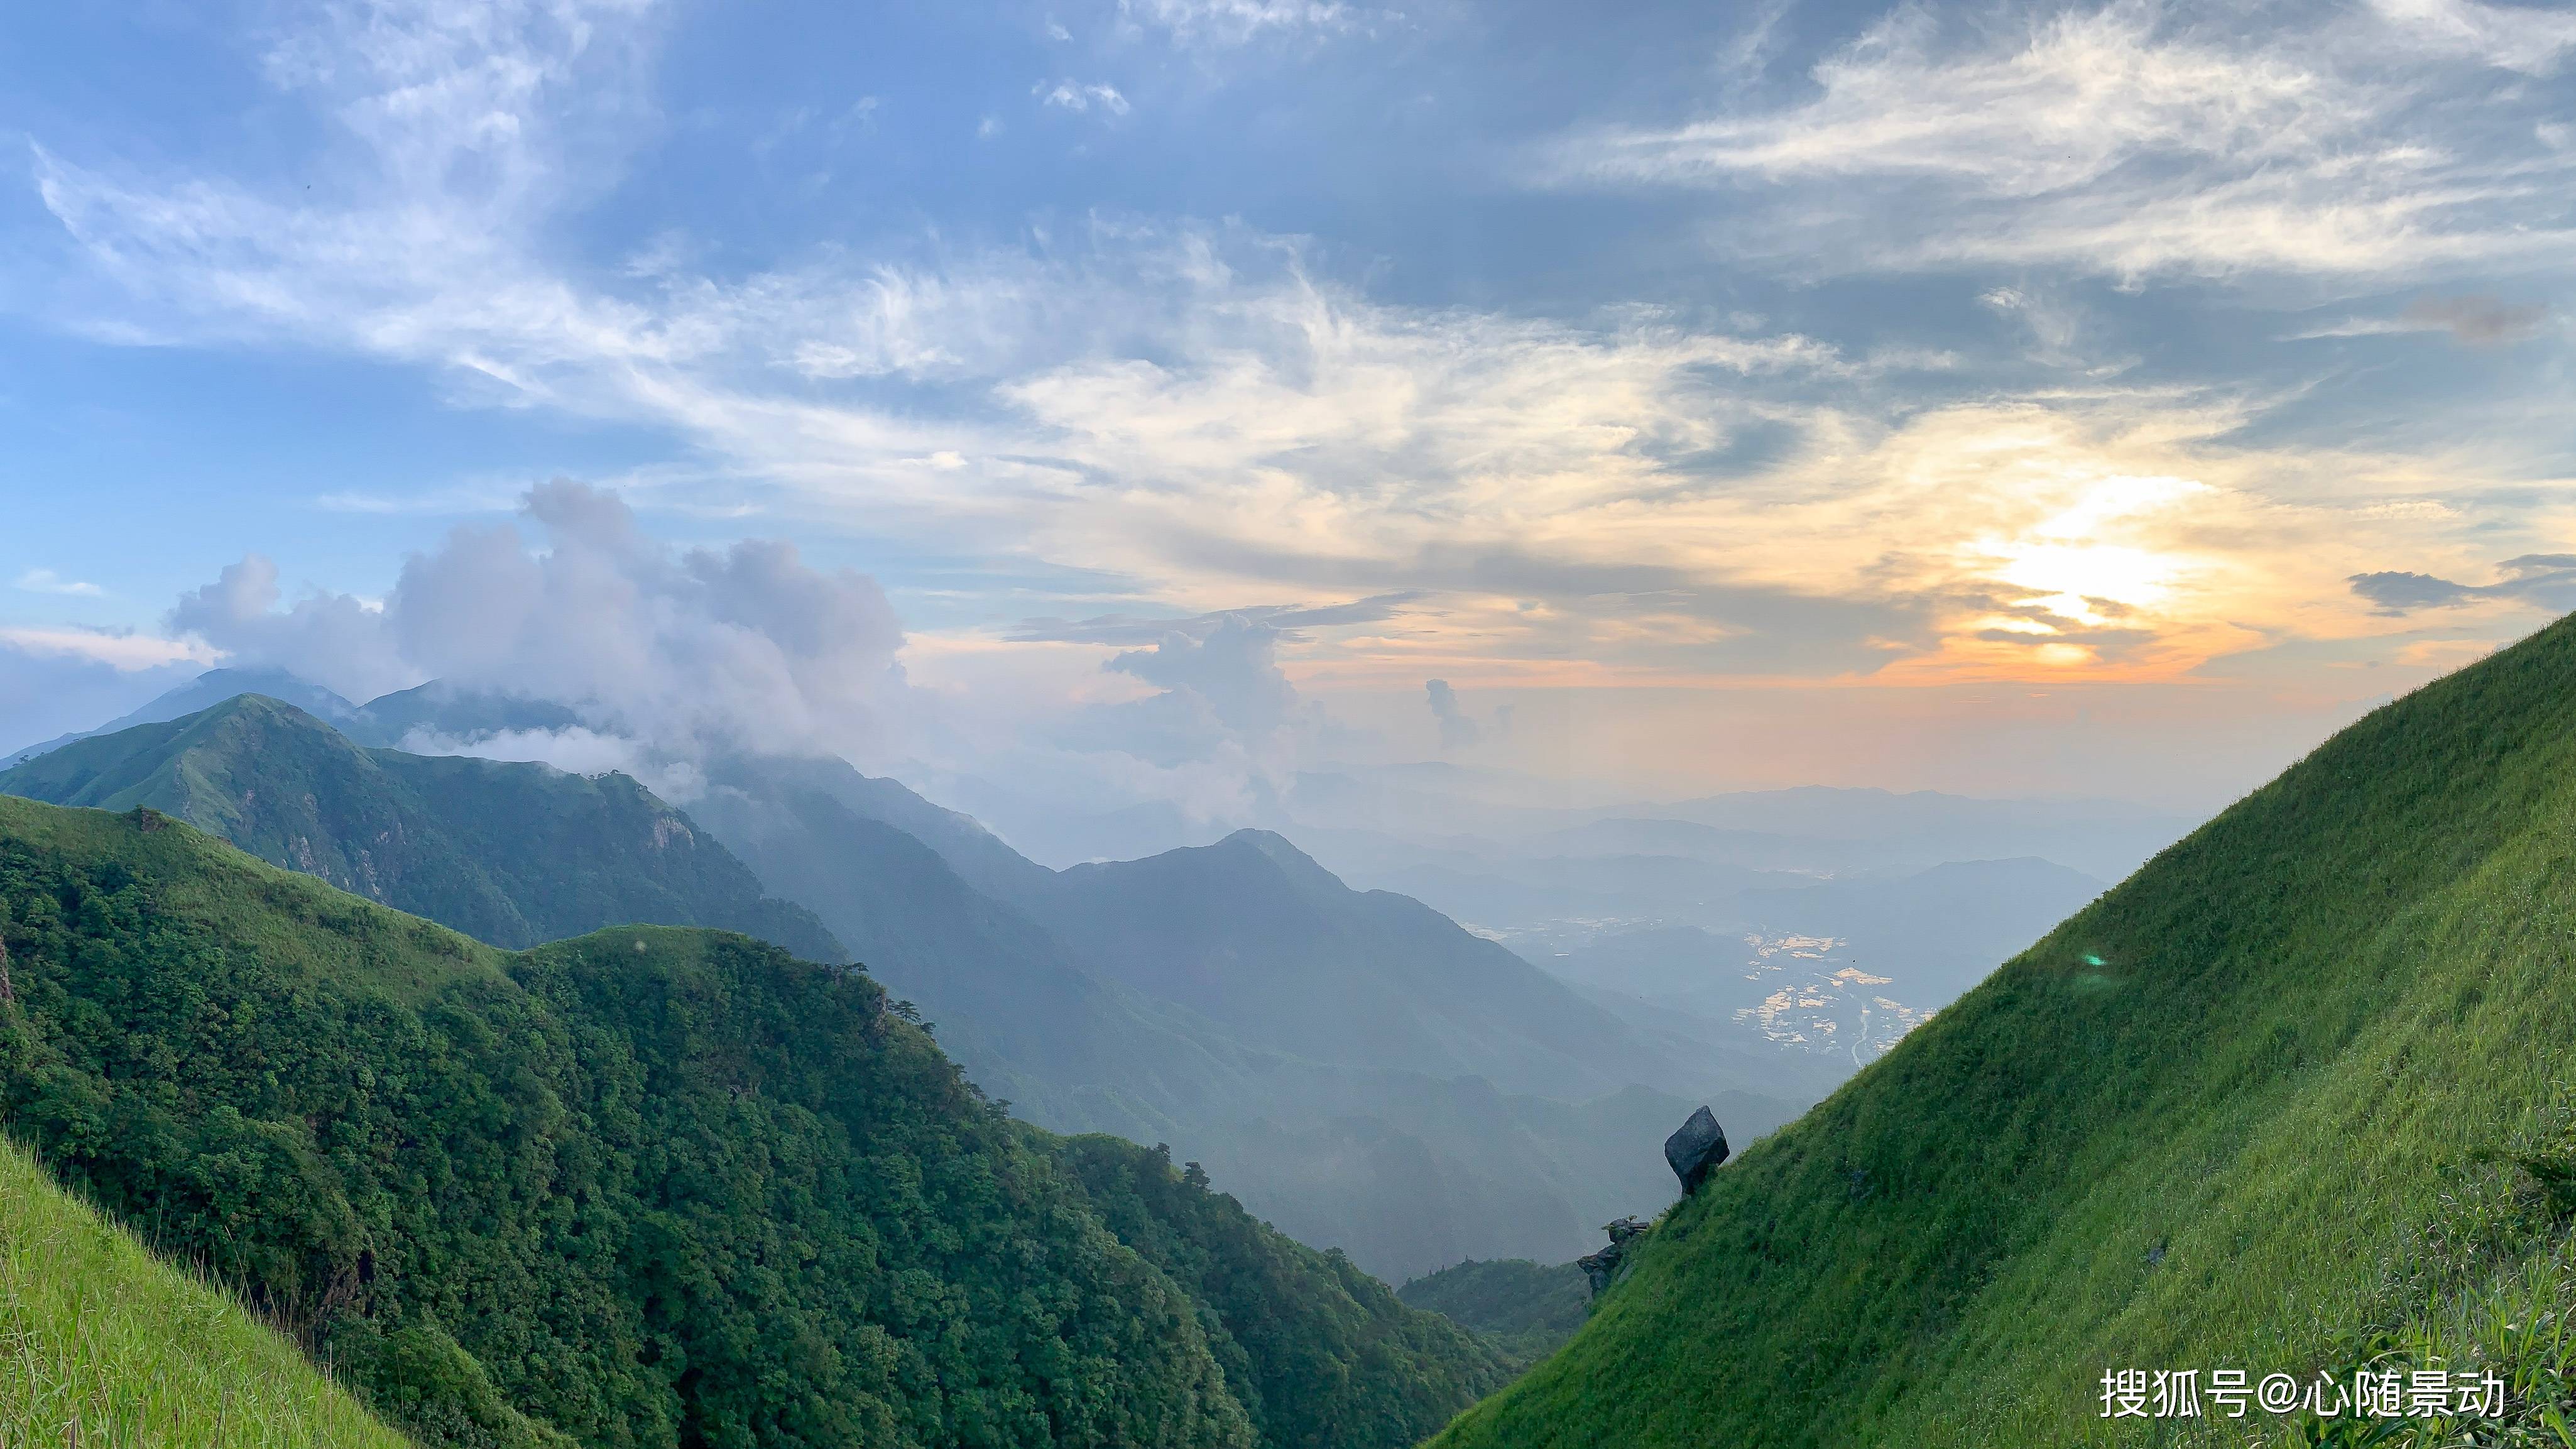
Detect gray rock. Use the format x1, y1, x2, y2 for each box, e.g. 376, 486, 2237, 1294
1664, 1105, 1729, 1195
1578, 1217, 1656, 1296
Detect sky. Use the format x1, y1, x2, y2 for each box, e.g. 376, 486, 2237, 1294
3, 0, 2573, 831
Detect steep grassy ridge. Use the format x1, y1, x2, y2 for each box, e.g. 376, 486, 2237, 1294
0, 794, 1497, 1448
1436, 613, 2576, 1446
0, 1135, 412, 1448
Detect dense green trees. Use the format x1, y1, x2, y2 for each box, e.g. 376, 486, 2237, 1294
1050, 1134, 1509, 1448
1394, 1259, 1588, 1369
0, 797, 1496, 1446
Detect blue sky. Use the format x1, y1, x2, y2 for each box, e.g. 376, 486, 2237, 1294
4, 0, 2573, 819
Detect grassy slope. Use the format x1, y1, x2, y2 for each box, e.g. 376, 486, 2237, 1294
1436, 613, 2576, 1447
0, 1135, 408, 1448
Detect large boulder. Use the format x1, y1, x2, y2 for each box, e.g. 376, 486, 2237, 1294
1664, 1105, 1729, 1195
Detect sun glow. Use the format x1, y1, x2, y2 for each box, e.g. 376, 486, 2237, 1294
1994, 542, 2182, 607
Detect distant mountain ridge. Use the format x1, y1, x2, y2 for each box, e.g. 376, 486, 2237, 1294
1025, 829, 1668, 1102
9, 670, 1809, 1276
0, 694, 843, 961
687, 753, 1764, 1278
5, 666, 367, 767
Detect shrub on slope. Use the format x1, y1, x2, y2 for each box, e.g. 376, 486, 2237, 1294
1434, 611, 2576, 1446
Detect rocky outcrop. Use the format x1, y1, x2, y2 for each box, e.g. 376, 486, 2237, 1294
1664, 1105, 1729, 1195
1578, 1217, 1653, 1296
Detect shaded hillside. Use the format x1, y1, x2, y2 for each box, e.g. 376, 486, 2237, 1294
1, 1136, 417, 1448
1434, 615, 2576, 1446
685, 765, 1263, 1144
1029, 829, 1683, 1102
346, 679, 582, 747
711, 754, 1061, 907
690, 764, 1747, 1279
0, 796, 1505, 1448
0, 695, 843, 961
1397, 1259, 1590, 1370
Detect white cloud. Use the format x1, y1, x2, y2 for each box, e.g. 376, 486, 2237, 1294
1035, 79, 1131, 115
2368, 0, 2576, 74
27, 0, 2576, 748
1547, 3, 2576, 281
1120, 0, 1353, 46
168, 482, 910, 760
2288, 294, 2550, 344
0, 626, 216, 670
14, 569, 105, 597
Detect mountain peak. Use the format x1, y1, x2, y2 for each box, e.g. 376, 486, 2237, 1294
6, 667, 362, 767
1214, 827, 1349, 897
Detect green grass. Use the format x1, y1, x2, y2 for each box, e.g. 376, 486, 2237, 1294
1433, 613, 2576, 1447
0, 1134, 408, 1448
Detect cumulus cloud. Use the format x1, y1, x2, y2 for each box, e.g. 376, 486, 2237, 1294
1109, 616, 1298, 735
167, 481, 910, 760
1426, 679, 1472, 746
170, 556, 413, 700
1052, 614, 1316, 769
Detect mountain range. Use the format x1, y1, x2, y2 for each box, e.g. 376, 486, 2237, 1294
1, 693, 842, 961
3, 686, 1796, 1279
0, 792, 1507, 1448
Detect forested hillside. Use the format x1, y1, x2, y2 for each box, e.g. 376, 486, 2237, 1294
0, 794, 1499, 1447
1396, 1259, 1590, 1370
1433, 606, 2576, 1444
